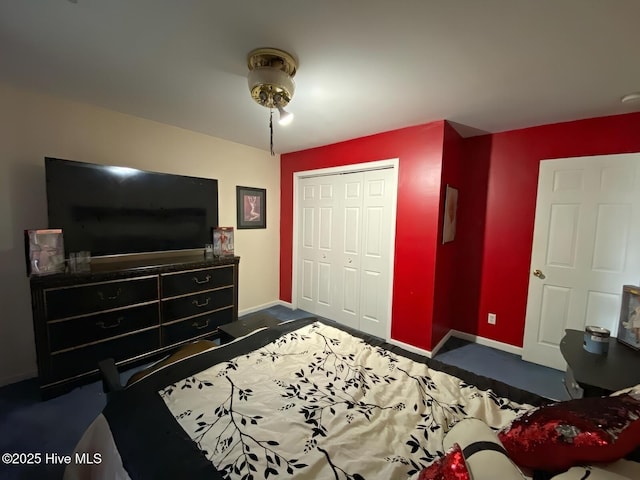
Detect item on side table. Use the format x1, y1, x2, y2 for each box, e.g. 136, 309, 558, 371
213, 227, 234, 256
583, 326, 611, 354
25, 229, 65, 275
618, 285, 640, 351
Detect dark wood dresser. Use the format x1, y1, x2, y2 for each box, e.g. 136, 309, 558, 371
29, 254, 239, 398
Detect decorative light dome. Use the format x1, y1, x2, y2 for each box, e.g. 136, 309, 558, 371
247, 48, 298, 155
247, 48, 297, 109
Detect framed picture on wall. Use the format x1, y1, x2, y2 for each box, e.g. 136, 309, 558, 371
442, 184, 458, 243
236, 186, 266, 229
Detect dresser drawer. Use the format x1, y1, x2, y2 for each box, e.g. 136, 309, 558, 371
161, 287, 233, 323
162, 308, 232, 345
49, 328, 160, 381
45, 277, 158, 320
161, 265, 234, 298
48, 303, 160, 352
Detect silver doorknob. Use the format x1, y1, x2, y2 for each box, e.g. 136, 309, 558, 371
533, 269, 545, 278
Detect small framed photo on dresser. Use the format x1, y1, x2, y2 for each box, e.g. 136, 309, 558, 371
617, 285, 640, 350
213, 227, 234, 256
25, 229, 65, 276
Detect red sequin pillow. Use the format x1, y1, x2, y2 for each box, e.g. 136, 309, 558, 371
498, 393, 640, 472
418, 443, 470, 480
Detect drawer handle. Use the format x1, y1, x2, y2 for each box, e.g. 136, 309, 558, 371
193, 275, 211, 285
192, 319, 210, 330
192, 297, 211, 308
96, 317, 123, 329
98, 288, 122, 301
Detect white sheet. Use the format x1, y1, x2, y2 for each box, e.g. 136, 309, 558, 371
63, 414, 131, 480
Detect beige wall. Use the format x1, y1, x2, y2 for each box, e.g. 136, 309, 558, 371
0, 83, 281, 386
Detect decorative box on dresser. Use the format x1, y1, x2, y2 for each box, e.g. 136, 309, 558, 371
29, 254, 239, 399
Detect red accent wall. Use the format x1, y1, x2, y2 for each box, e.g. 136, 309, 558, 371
464, 112, 640, 347
281, 111, 640, 352
451, 135, 491, 337
431, 122, 464, 347
280, 122, 445, 350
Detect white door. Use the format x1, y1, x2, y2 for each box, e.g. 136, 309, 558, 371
298, 175, 342, 323
358, 168, 395, 338
523, 153, 640, 370
296, 166, 395, 338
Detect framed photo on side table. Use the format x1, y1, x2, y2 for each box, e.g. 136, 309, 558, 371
617, 285, 640, 350
236, 186, 266, 229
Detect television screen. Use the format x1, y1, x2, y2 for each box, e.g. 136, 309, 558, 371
45, 157, 219, 257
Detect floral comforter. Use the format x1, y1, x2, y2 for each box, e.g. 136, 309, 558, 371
159, 321, 537, 480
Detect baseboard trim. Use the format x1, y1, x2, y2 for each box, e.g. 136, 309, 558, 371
238, 300, 291, 317
276, 300, 294, 310
237, 306, 523, 358
451, 330, 523, 356
387, 338, 432, 358
430, 330, 454, 357
0, 369, 38, 388
388, 330, 521, 360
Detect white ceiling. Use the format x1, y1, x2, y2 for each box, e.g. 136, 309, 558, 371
1, 0, 640, 154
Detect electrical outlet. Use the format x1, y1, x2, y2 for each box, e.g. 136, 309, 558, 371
488, 313, 497, 325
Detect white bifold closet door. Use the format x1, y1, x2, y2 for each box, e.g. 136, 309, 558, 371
297, 168, 394, 339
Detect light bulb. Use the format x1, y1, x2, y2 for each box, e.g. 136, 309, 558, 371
277, 106, 294, 125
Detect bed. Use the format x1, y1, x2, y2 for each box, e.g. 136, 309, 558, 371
63, 317, 639, 480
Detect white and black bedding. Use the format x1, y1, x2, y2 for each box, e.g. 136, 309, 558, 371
66, 318, 551, 480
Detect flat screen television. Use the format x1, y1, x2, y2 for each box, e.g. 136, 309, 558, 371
45, 157, 219, 257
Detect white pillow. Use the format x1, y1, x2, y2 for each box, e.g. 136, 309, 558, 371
443, 417, 525, 480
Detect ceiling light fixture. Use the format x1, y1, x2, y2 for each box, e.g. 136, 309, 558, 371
247, 48, 297, 155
